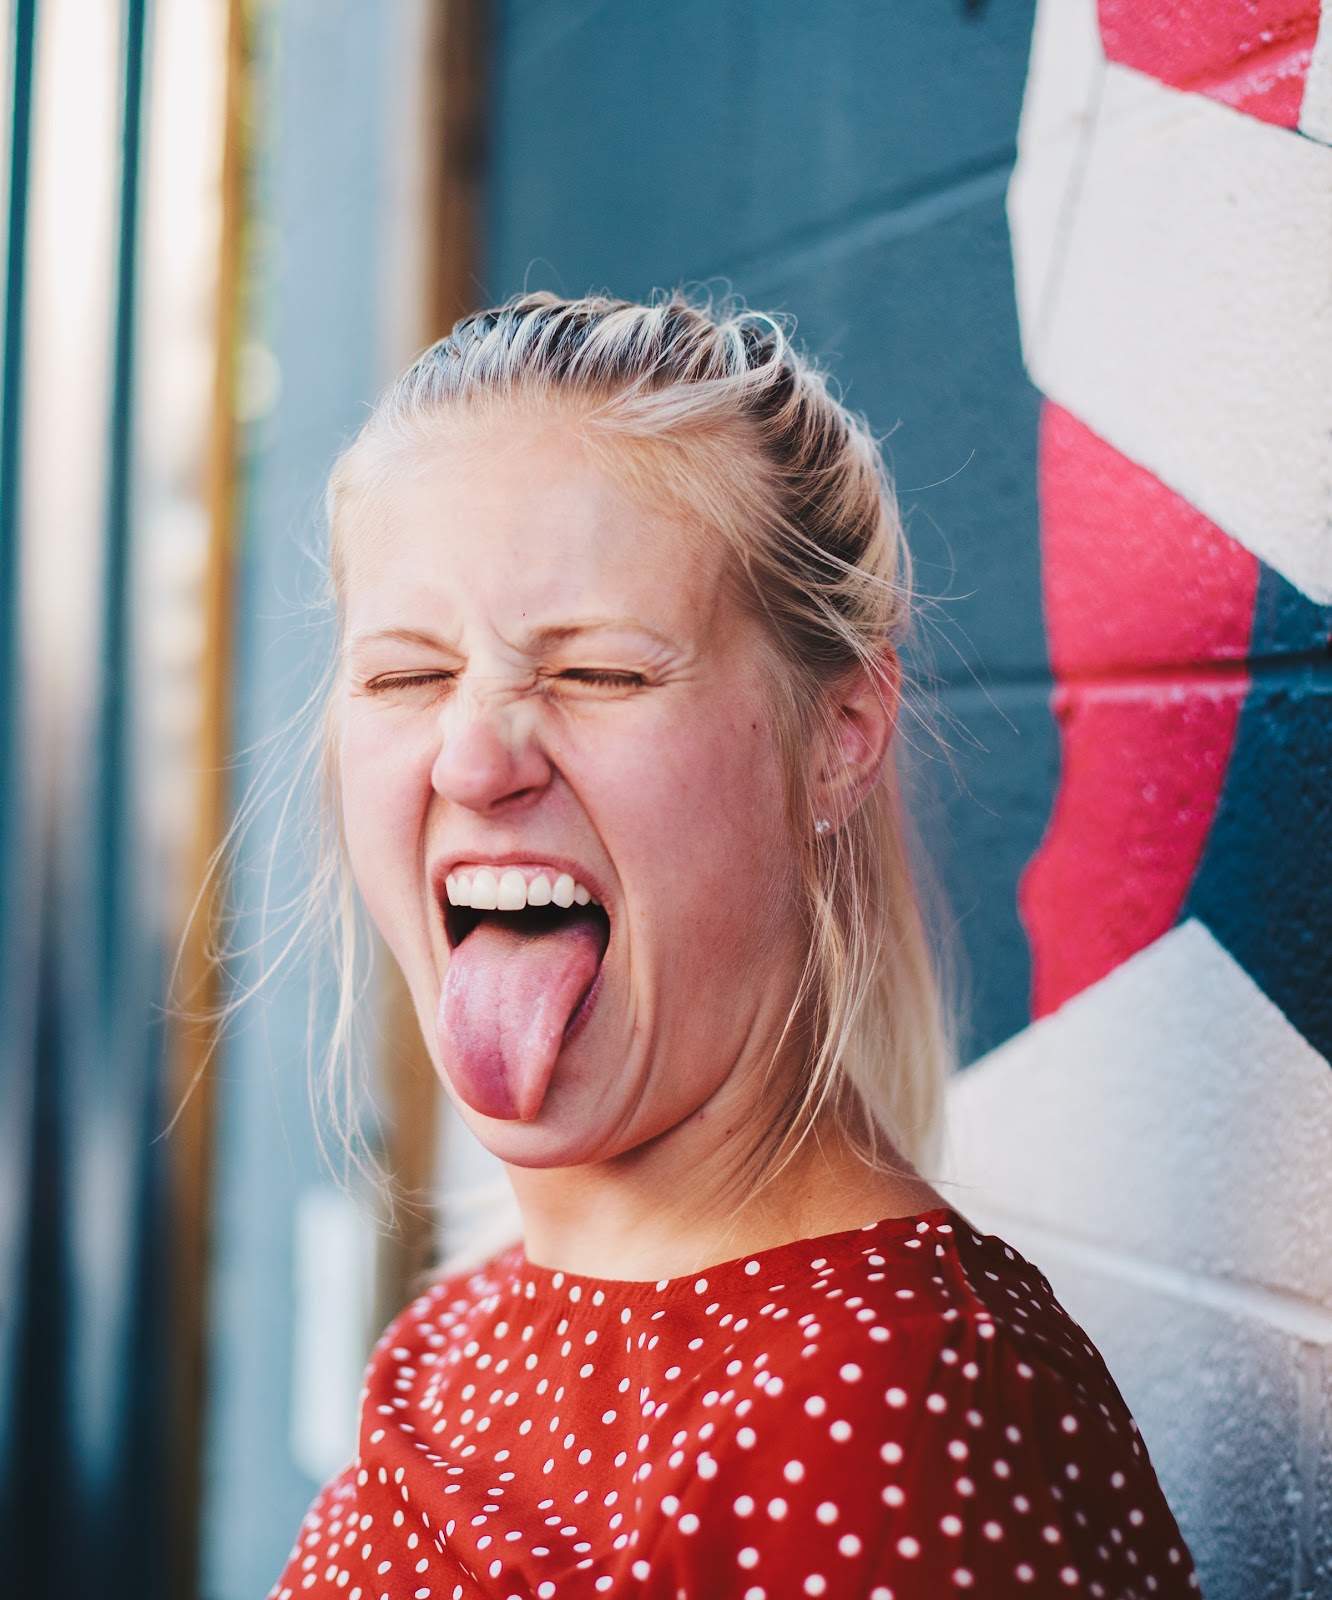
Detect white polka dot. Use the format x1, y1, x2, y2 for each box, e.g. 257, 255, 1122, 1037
816, 1502, 838, 1525
897, 1536, 920, 1559
804, 1396, 827, 1417
880, 1441, 903, 1465
839, 1363, 862, 1383
768, 1498, 788, 1520
830, 1420, 852, 1443
678, 1513, 699, 1535
838, 1535, 862, 1557
738, 1548, 760, 1569
784, 1460, 805, 1484
941, 1515, 962, 1536
804, 1577, 827, 1596
953, 1569, 974, 1589
885, 1387, 907, 1408
735, 1495, 755, 1516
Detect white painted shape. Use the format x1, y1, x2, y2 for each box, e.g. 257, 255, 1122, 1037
1006, 0, 1105, 353
290, 1186, 377, 1482
1028, 65, 1332, 602
1300, 1, 1332, 145
944, 920, 1332, 1306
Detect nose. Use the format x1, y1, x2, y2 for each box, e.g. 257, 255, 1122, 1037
429, 686, 554, 814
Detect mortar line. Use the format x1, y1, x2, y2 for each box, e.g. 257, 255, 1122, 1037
964, 1204, 1332, 1345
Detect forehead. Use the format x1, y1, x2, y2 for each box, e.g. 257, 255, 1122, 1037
341, 418, 732, 638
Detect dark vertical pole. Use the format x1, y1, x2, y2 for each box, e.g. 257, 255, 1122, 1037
0, 3, 37, 881
0, 0, 41, 1575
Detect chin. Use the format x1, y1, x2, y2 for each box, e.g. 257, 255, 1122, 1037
445, 1067, 660, 1172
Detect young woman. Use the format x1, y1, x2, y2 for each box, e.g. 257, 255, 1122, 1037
270, 294, 1196, 1599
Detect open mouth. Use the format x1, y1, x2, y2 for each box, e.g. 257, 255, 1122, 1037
434, 866, 612, 1121
444, 898, 611, 962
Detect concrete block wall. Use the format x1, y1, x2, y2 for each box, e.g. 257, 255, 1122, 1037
484, 3, 1332, 1596
948, 4, 1332, 1598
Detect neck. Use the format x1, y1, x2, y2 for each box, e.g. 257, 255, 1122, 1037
505, 1103, 943, 1282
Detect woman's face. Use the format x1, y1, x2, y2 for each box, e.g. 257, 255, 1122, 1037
337, 416, 811, 1171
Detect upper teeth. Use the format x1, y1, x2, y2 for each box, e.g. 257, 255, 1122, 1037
445, 866, 596, 911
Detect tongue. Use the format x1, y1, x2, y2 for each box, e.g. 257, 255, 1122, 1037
436, 909, 606, 1121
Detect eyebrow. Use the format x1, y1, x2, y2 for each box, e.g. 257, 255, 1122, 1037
525, 618, 678, 651
344, 618, 678, 655
342, 625, 456, 655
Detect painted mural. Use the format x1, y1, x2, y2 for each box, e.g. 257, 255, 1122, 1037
948, 2, 1332, 1595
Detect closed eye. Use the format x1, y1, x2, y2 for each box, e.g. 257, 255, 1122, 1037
363, 670, 458, 695
552, 668, 647, 689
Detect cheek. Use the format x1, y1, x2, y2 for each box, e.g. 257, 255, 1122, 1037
595, 687, 796, 933
338, 709, 433, 939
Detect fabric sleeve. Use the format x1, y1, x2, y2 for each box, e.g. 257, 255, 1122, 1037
267, 1465, 369, 1600
633, 1314, 1198, 1600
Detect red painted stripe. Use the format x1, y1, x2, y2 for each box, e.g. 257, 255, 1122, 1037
1021, 679, 1248, 1016
1020, 405, 1259, 1016
1039, 406, 1258, 676
1098, 0, 1318, 129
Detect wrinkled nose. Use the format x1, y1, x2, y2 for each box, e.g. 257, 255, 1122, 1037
429, 693, 553, 813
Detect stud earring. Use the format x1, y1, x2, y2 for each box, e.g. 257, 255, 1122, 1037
814, 818, 832, 836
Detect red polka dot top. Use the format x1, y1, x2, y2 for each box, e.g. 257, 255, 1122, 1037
271, 1209, 1196, 1599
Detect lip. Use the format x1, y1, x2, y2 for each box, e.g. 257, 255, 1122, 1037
428, 850, 613, 951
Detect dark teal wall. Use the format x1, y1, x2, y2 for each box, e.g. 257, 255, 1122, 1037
484, 0, 1051, 1058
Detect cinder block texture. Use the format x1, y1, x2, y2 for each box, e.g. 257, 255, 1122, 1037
1020, 676, 1246, 1014
1098, 0, 1323, 129
747, 190, 1045, 687
1038, 405, 1259, 676
488, 0, 1038, 302
945, 920, 1332, 1305
1010, 0, 1332, 603
1185, 669, 1332, 1063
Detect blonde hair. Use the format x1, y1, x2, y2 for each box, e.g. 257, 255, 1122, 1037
325, 290, 954, 1176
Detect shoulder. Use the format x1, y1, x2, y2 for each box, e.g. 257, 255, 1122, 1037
650, 1213, 1197, 1597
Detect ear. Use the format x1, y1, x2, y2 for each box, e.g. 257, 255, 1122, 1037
811, 650, 900, 826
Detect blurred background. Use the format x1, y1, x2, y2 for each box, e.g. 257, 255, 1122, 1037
0, 2, 1328, 1597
